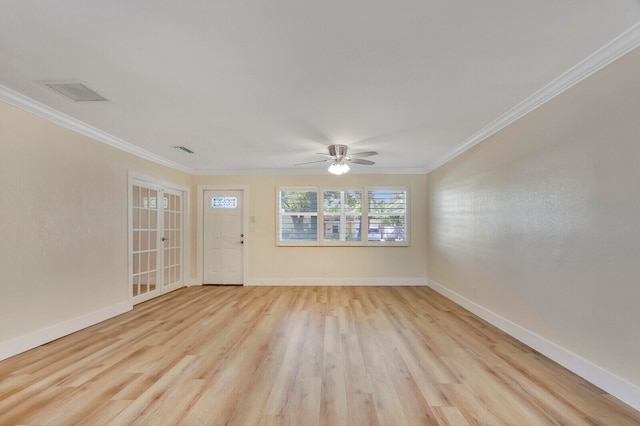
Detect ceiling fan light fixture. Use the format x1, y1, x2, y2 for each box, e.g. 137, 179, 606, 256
295, 144, 376, 171
328, 161, 350, 175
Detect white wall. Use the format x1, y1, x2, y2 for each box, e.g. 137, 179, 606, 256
427, 48, 640, 406
0, 101, 191, 356
0, 99, 428, 360
193, 174, 428, 285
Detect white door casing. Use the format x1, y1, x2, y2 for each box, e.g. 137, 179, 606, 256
203, 190, 244, 285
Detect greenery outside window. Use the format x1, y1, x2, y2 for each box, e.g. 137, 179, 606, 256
277, 186, 408, 246
367, 188, 407, 243
278, 188, 318, 243
323, 190, 362, 242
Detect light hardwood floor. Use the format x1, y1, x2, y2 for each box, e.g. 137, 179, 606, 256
0, 286, 638, 425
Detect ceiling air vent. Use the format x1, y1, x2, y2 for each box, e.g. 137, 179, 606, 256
41, 81, 109, 102
174, 146, 195, 154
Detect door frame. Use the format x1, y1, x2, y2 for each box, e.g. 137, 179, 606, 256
128, 171, 191, 303
197, 185, 249, 286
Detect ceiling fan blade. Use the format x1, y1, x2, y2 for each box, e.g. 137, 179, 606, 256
294, 159, 332, 166
348, 158, 375, 165
349, 151, 378, 158
296, 145, 376, 167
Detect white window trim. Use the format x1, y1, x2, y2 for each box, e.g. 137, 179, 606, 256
276, 186, 409, 247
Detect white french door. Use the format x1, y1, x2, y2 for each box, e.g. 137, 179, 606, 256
161, 188, 184, 294
130, 179, 184, 304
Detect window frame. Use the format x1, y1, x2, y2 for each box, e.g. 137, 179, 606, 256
276, 186, 409, 247
365, 186, 410, 247
276, 187, 319, 246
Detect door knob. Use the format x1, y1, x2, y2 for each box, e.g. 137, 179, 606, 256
162, 237, 169, 241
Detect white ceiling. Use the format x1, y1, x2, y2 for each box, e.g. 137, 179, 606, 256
1, 1, 640, 174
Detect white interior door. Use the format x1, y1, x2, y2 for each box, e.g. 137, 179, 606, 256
203, 190, 244, 285
130, 180, 185, 304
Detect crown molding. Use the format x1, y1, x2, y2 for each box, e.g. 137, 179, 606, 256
0, 84, 194, 174
190, 166, 428, 176
0, 84, 425, 176
4, 20, 639, 178
425, 21, 640, 174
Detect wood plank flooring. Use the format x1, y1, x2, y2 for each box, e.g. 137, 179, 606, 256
0, 286, 638, 425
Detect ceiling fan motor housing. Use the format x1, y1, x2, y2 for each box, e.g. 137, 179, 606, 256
328, 144, 348, 159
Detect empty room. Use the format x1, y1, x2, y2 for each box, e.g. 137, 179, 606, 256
1, 2, 639, 424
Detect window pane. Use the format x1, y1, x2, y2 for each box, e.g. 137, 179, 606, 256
279, 190, 318, 241
367, 189, 407, 242
212, 196, 237, 208
323, 190, 362, 241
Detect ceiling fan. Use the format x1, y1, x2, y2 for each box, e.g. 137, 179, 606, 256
295, 144, 378, 175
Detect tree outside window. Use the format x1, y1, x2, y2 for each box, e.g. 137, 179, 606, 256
279, 190, 318, 241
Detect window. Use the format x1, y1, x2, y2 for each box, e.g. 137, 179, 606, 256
323, 190, 362, 242
278, 189, 318, 243
367, 188, 407, 242
212, 196, 237, 208
277, 186, 408, 246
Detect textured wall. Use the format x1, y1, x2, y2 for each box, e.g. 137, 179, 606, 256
193, 173, 428, 283
428, 49, 640, 385
0, 101, 191, 342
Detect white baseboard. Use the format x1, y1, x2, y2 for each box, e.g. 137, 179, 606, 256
428, 280, 640, 412
0, 301, 132, 362
245, 277, 428, 286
